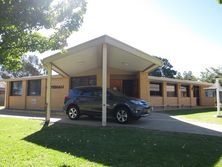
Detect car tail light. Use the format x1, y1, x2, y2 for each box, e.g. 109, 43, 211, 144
64, 96, 70, 103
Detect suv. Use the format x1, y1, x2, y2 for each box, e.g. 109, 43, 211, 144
63, 86, 151, 124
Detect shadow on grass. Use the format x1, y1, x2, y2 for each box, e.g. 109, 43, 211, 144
23, 121, 222, 167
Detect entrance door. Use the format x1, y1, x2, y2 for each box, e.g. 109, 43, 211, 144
110, 79, 138, 97
122, 80, 138, 97
110, 79, 122, 92
193, 86, 200, 106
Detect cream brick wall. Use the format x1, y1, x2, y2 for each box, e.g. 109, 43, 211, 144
5, 70, 216, 110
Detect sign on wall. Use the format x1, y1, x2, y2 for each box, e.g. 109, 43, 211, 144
51, 85, 64, 89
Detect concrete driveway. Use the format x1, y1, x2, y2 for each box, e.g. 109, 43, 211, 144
0, 109, 222, 137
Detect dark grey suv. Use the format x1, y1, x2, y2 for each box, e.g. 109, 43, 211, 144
64, 86, 151, 123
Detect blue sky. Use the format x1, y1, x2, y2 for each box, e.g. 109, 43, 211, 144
156, 0, 222, 45
41, 0, 222, 77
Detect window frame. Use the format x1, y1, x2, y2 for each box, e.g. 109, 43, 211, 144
27, 79, 41, 96
166, 84, 177, 97
11, 81, 22, 96
71, 75, 97, 88
150, 82, 163, 96
181, 85, 190, 97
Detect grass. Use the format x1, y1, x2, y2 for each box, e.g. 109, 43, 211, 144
0, 118, 222, 166
165, 108, 222, 125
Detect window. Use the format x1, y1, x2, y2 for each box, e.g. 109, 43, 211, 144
167, 84, 177, 97
150, 83, 162, 96
27, 80, 41, 96
181, 85, 190, 97
71, 76, 96, 88
11, 81, 22, 96
205, 90, 215, 97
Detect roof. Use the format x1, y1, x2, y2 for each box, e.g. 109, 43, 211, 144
42, 35, 163, 77
0, 74, 214, 86
149, 76, 213, 86
0, 75, 62, 82
204, 83, 222, 91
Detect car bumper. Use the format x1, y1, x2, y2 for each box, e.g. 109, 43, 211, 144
131, 106, 152, 117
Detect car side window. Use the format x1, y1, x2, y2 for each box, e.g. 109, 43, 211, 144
70, 89, 80, 97
93, 89, 112, 98
94, 89, 102, 97
80, 89, 93, 96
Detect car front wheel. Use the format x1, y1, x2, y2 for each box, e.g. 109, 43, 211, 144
67, 106, 80, 120
115, 107, 129, 124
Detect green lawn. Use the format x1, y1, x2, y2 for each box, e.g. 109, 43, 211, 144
0, 118, 222, 167
165, 108, 222, 125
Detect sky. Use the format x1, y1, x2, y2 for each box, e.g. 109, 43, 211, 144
41, 0, 222, 77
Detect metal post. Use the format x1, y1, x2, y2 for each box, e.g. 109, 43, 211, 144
46, 63, 52, 123
102, 43, 107, 126
216, 78, 221, 117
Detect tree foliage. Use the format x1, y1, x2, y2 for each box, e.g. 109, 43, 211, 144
200, 67, 222, 83
0, 55, 45, 79
175, 71, 198, 81
0, 0, 86, 70
150, 57, 177, 78
182, 71, 198, 81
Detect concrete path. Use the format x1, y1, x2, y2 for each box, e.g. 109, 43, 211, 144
0, 109, 222, 137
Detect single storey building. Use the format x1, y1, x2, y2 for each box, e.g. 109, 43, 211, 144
2, 35, 215, 112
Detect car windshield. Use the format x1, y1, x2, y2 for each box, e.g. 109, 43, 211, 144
108, 89, 124, 97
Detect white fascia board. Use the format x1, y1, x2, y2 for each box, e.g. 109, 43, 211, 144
0, 75, 62, 82
43, 35, 162, 67
149, 76, 213, 86
42, 36, 106, 64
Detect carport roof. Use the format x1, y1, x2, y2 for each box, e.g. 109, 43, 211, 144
42, 35, 163, 77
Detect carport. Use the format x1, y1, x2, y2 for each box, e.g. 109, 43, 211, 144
42, 35, 162, 126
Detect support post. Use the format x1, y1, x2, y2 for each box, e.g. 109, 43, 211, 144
216, 78, 221, 117
102, 43, 107, 126
46, 63, 52, 123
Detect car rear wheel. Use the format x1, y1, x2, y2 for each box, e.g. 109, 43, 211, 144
67, 106, 80, 120
115, 107, 129, 124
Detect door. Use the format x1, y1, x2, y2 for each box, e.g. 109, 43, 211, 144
77, 89, 96, 113
122, 80, 138, 97
110, 79, 122, 92
193, 86, 200, 106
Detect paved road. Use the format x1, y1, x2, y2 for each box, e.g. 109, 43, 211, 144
0, 109, 222, 137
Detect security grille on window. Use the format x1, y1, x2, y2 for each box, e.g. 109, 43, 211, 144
181, 85, 190, 97
167, 84, 177, 97
71, 76, 96, 88
27, 80, 41, 96
11, 81, 22, 96
150, 83, 162, 96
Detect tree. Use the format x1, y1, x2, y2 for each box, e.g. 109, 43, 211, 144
0, 0, 86, 71
175, 72, 183, 79
200, 67, 222, 83
182, 71, 198, 81
150, 57, 177, 78
0, 55, 45, 79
